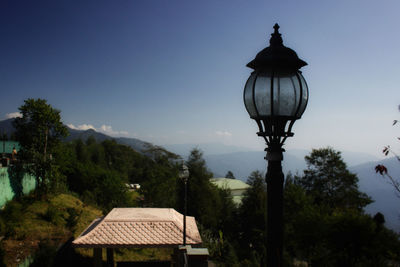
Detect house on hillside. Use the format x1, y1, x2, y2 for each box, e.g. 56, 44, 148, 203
210, 178, 250, 205
1, 140, 19, 167
0, 141, 36, 207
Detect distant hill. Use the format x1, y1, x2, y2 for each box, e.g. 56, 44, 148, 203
350, 157, 400, 232
163, 143, 257, 158
165, 144, 379, 181
65, 128, 151, 152
0, 118, 151, 153
66, 128, 111, 143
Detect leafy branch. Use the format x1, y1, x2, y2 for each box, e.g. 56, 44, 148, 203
375, 105, 400, 198
375, 164, 400, 198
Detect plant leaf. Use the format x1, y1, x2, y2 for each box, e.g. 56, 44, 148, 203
375, 164, 388, 175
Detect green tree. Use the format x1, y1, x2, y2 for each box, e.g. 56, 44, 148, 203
74, 139, 89, 163
284, 173, 316, 260
185, 148, 221, 229
283, 149, 400, 266
139, 144, 180, 208
183, 149, 238, 264
237, 170, 267, 265
299, 147, 372, 212
13, 99, 68, 196
225, 171, 236, 179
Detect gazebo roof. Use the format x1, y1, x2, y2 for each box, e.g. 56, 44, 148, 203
72, 208, 202, 248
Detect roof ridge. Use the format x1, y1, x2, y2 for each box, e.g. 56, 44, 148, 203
104, 219, 175, 222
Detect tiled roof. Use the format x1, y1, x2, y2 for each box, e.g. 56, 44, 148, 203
211, 178, 250, 205
73, 208, 202, 248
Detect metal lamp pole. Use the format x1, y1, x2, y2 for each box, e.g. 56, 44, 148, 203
179, 163, 189, 246
243, 24, 309, 266
265, 140, 285, 266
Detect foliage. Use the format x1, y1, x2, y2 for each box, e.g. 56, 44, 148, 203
55, 139, 181, 212
139, 145, 180, 208
0, 193, 102, 266
298, 147, 372, 212
13, 98, 68, 196
173, 149, 239, 264
185, 149, 221, 229
225, 170, 236, 179
236, 170, 267, 265
375, 105, 400, 198
284, 148, 400, 265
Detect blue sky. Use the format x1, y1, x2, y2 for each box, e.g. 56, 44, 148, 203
1, 0, 399, 157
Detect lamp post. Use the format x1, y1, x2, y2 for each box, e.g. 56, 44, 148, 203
179, 163, 190, 246
243, 24, 309, 267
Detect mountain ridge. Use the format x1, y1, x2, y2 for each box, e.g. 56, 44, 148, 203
0, 118, 151, 153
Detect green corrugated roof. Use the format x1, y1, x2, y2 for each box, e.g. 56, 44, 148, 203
1, 141, 19, 154
210, 178, 250, 190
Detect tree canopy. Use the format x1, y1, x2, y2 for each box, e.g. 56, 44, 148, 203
282, 148, 400, 265
298, 147, 372, 212
13, 98, 68, 195
225, 171, 236, 179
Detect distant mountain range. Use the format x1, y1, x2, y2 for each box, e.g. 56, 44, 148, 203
1, 118, 399, 231
66, 128, 151, 152
350, 157, 400, 231
166, 142, 400, 232
0, 118, 151, 153
162, 143, 258, 158
164, 143, 380, 180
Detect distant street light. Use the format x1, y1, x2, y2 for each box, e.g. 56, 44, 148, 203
179, 162, 190, 246
243, 24, 309, 267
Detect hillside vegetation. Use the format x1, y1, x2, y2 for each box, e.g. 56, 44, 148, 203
0, 193, 102, 267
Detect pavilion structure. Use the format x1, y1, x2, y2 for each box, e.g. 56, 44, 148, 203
73, 208, 202, 267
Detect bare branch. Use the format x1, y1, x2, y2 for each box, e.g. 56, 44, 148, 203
383, 172, 400, 198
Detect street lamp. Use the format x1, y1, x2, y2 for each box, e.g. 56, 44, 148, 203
243, 24, 309, 266
179, 162, 190, 246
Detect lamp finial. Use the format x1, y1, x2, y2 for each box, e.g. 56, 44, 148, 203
273, 23, 280, 33
270, 23, 283, 47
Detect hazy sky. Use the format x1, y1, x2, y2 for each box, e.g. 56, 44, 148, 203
1, 0, 399, 157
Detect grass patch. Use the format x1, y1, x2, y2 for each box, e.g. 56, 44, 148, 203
114, 248, 173, 262
0, 193, 103, 266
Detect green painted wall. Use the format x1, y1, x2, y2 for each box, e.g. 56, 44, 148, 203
1, 140, 20, 154
0, 167, 36, 207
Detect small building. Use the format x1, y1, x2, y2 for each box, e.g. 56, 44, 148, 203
1, 141, 19, 167
73, 208, 203, 266
210, 178, 250, 205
